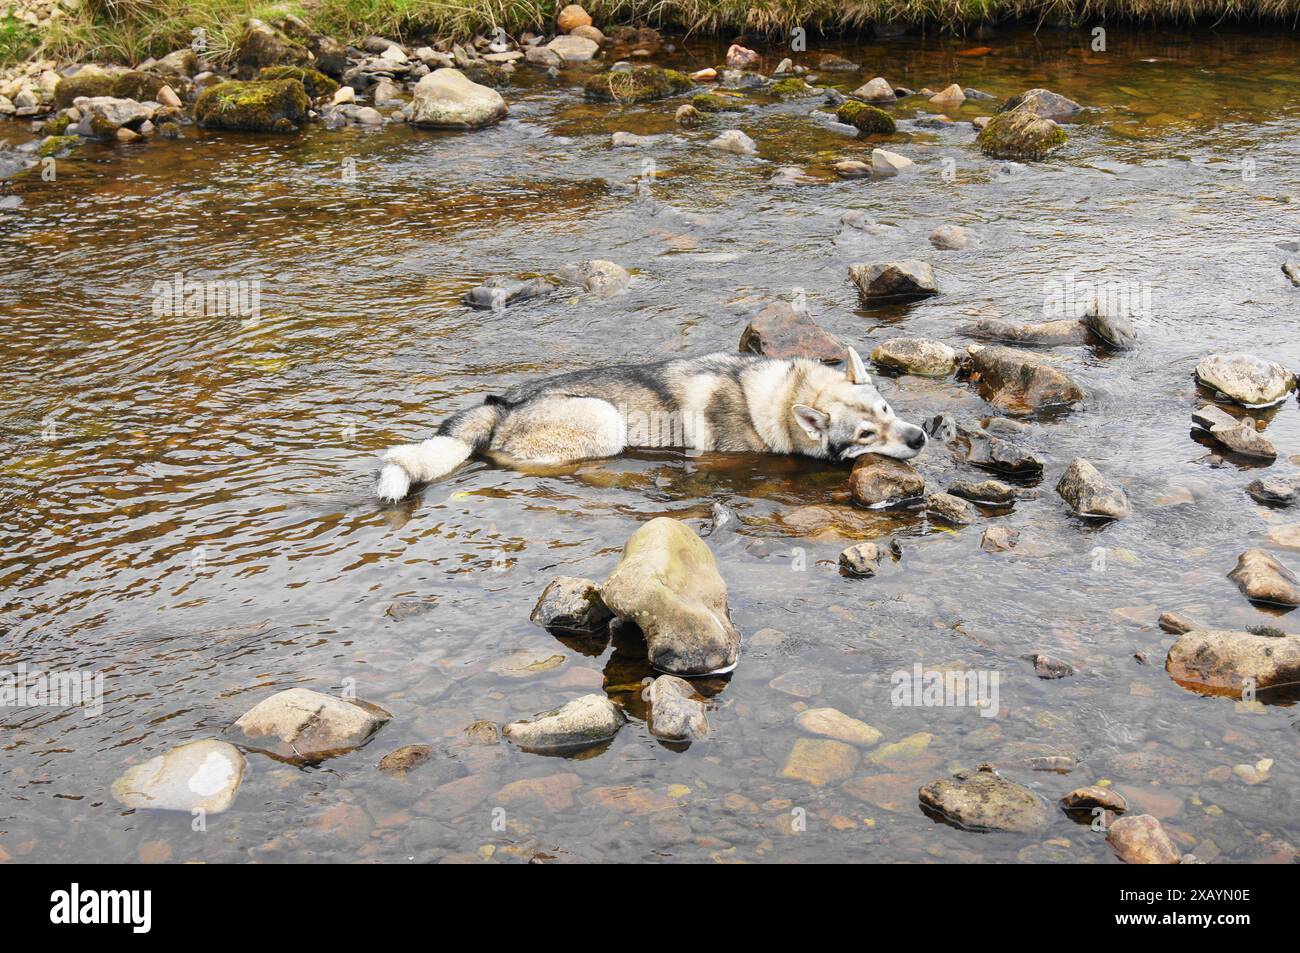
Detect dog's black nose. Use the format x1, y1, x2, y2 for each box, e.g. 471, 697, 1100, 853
906, 428, 927, 451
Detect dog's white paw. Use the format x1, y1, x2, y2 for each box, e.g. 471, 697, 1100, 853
376, 464, 412, 503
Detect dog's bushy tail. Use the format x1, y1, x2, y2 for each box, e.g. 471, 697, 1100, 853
376, 401, 502, 502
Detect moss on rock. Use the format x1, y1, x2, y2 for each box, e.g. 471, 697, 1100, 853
194, 79, 311, 133
583, 66, 693, 104
837, 100, 896, 134
110, 70, 168, 102
977, 107, 1067, 160
42, 113, 70, 135
54, 68, 115, 108
770, 77, 815, 99
691, 92, 744, 113
258, 65, 339, 99
37, 135, 80, 158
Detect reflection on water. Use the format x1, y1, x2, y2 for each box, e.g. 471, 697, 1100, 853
1, 25, 1298, 863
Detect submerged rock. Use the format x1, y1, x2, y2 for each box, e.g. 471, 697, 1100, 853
377, 744, 433, 776
795, 707, 881, 746
870, 337, 958, 376
959, 317, 1089, 346
112, 739, 245, 814
967, 344, 1085, 414
530, 576, 612, 633
1083, 302, 1138, 350
739, 301, 841, 361
1032, 654, 1074, 678
977, 108, 1067, 160
1158, 611, 1198, 634
600, 517, 741, 676
849, 453, 926, 507
849, 260, 938, 302
929, 224, 973, 250
1166, 628, 1300, 693
229, 687, 392, 761
584, 66, 692, 103
1248, 474, 1300, 506
1056, 458, 1131, 519
838, 541, 882, 577
781, 738, 859, 786
918, 766, 1048, 832
1228, 549, 1300, 606
503, 693, 624, 751
463, 275, 555, 309
1194, 353, 1296, 407
409, 68, 507, 128
1107, 814, 1181, 864
835, 100, 895, 134
195, 79, 311, 132
980, 525, 1019, 552
1000, 87, 1083, 121
647, 675, 709, 741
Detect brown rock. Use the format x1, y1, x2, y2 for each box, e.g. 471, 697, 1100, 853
1107, 814, 1181, 864
967, 344, 1085, 414
1158, 611, 1197, 634
377, 744, 434, 776
980, 525, 1019, 552
556, 4, 592, 32
918, 766, 1048, 832
1228, 549, 1300, 605
1166, 628, 1300, 694
495, 772, 582, 811
1061, 785, 1128, 813
739, 302, 841, 361
780, 738, 859, 786
849, 454, 925, 507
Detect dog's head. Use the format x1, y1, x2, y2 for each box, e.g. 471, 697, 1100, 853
792, 347, 928, 461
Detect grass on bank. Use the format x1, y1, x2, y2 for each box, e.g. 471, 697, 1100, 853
29, 0, 1300, 66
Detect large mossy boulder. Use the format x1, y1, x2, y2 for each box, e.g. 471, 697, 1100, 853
267, 11, 349, 77
195, 79, 311, 132
836, 99, 895, 134
977, 107, 1067, 160
54, 66, 116, 108
257, 65, 338, 99
409, 68, 507, 129
600, 517, 741, 676
109, 70, 169, 103
584, 66, 692, 103
234, 18, 315, 80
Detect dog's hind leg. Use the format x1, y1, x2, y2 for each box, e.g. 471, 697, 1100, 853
376, 402, 501, 502
486, 397, 625, 466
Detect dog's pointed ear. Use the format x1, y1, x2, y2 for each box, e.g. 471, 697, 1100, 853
845, 346, 871, 385
792, 404, 830, 440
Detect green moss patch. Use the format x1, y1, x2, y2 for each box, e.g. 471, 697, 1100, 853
836, 100, 896, 134
258, 65, 339, 99
194, 79, 312, 133
691, 92, 744, 113
977, 108, 1067, 160
584, 66, 693, 104
37, 135, 81, 158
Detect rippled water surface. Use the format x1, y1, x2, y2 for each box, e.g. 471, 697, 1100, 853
2, 25, 1299, 863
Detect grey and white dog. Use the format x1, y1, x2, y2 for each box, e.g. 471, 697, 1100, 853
376, 346, 928, 502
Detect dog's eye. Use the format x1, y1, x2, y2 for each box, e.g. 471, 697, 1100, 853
857, 426, 876, 440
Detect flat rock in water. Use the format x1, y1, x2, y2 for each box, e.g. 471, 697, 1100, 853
1157, 611, 1197, 634
849, 453, 925, 507
795, 707, 882, 746
229, 687, 392, 761
1194, 353, 1296, 407
949, 478, 1019, 505
1165, 628, 1300, 693
870, 337, 958, 376
646, 674, 709, 741
1209, 421, 1276, 459
929, 224, 972, 250
1248, 475, 1300, 506
1056, 458, 1130, 519
112, 739, 246, 814
503, 693, 625, 751
1228, 548, 1300, 605
980, 525, 1019, 552
1107, 814, 1182, 864
849, 260, 938, 302
967, 345, 1085, 414
739, 301, 841, 361
1191, 403, 1238, 430
781, 738, 859, 786
600, 517, 741, 675
377, 743, 433, 776
529, 576, 612, 633
408, 68, 507, 128
463, 275, 555, 309
943, 421, 1044, 477
958, 317, 1089, 346
1032, 653, 1074, 678
838, 541, 882, 576
927, 491, 977, 526
918, 766, 1048, 832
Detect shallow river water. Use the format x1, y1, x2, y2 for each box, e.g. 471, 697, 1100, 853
1, 24, 1298, 863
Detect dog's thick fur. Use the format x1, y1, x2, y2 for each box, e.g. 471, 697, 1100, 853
376, 347, 928, 502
